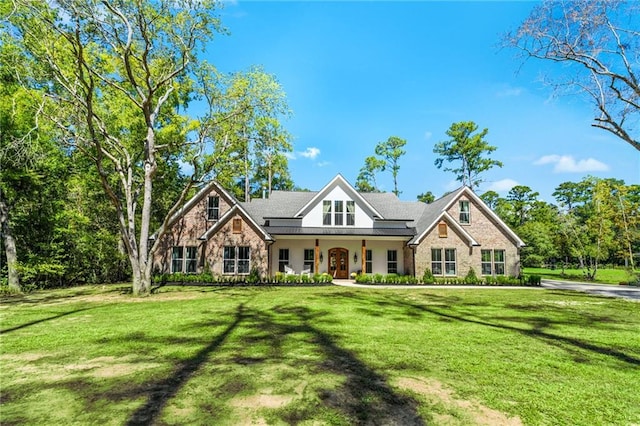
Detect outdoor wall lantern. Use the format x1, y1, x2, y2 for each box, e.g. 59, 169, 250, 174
353, 253, 358, 263
319, 252, 324, 263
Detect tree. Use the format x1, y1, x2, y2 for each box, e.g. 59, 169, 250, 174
479, 190, 500, 210
249, 111, 293, 198
0, 36, 59, 292
506, 185, 540, 227
505, 0, 640, 151
552, 181, 590, 212
8, 1, 289, 295
417, 191, 435, 204
374, 136, 406, 197
433, 121, 503, 189
355, 156, 385, 193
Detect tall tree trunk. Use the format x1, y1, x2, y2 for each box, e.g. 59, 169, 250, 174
0, 191, 20, 292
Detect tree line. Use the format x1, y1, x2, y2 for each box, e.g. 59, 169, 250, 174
481, 177, 639, 278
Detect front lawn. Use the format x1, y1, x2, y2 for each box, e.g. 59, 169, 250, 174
1, 285, 638, 425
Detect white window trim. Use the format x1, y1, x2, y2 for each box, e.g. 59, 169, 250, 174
207, 196, 220, 221
172, 246, 197, 273
459, 200, 470, 224
223, 246, 251, 275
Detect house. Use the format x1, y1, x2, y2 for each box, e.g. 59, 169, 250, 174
153, 174, 524, 279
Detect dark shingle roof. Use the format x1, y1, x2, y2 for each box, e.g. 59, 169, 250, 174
263, 226, 416, 237
240, 186, 469, 240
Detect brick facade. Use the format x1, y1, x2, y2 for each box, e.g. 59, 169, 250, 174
414, 195, 520, 278
153, 184, 268, 275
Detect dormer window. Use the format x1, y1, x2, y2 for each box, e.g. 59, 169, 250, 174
322, 199, 356, 226
346, 201, 355, 226
207, 196, 219, 220
323, 201, 332, 225
334, 201, 343, 225
459, 200, 470, 224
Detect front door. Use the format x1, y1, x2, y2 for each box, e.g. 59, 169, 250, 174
328, 248, 349, 279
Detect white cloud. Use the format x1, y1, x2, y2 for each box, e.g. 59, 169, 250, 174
496, 85, 524, 98
534, 155, 609, 173
316, 161, 331, 167
485, 179, 519, 193
284, 152, 296, 160
298, 147, 320, 159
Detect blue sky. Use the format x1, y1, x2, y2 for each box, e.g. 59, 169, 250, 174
206, 1, 639, 202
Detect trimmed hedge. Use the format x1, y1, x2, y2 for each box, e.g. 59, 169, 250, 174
152, 271, 333, 286
354, 271, 542, 286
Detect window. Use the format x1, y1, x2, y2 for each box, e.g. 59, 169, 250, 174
334, 200, 343, 225
481, 249, 492, 275
438, 222, 448, 238
387, 250, 398, 274
237, 246, 250, 274
346, 201, 355, 226
207, 196, 219, 220
431, 248, 442, 275
172, 246, 198, 273
323, 201, 332, 225
494, 250, 505, 275
185, 246, 197, 273
171, 247, 184, 273
459, 200, 470, 224
232, 218, 242, 233
365, 249, 372, 274
278, 248, 289, 273
481, 250, 506, 276
304, 249, 314, 273
223, 246, 235, 274
223, 246, 250, 274
445, 249, 456, 276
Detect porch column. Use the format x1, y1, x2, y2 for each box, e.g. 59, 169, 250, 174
361, 239, 366, 273
315, 239, 320, 274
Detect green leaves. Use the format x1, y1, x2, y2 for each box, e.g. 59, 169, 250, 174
433, 121, 503, 189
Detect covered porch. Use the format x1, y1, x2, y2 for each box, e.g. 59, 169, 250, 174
267, 235, 414, 279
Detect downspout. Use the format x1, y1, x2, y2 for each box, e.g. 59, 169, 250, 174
266, 241, 274, 277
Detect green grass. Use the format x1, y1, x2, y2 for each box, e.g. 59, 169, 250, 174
524, 267, 636, 285
1, 285, 639, 425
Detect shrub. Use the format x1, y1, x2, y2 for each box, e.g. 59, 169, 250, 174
522, 274, 542, 286
247, 268, 261, 284
422, 268, 435, 284
285, 274, 299, 284
355, 274, 372, 284
464, 268, 480, 284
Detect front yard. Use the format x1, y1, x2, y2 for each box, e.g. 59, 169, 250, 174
1, 285, 638, 425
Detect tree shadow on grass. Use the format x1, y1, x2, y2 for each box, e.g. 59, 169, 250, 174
380, 295, 640, 367
124, 303, 247, 425
110, 301, 424, 425
0, 306, 100, 334
232, 305, 425, 425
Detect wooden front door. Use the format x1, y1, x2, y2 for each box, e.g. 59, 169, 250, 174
328, 248, 349, 279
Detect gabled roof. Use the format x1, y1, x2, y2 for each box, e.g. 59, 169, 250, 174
163, 175, 523, 249
410, 210, 479, 247
293, 174, 384, 219
200, 204, 273, 242
167, 180, 238, 228
410, 186, 525, 247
